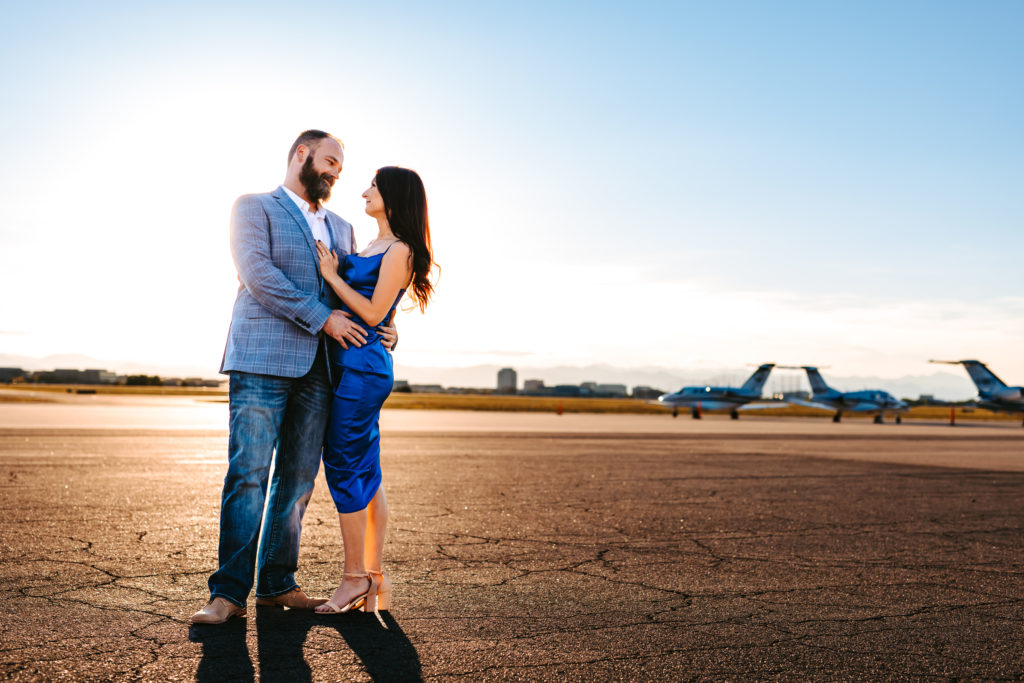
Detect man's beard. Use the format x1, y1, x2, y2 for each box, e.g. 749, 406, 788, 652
299, 156, 333, 207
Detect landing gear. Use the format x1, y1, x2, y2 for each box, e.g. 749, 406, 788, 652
873, 414, 884, 424
730, 410, 739, 420
895, 415, 902, 424
833, 412, 842, 423
672, 408, 678, 418
691, 406, 701, 419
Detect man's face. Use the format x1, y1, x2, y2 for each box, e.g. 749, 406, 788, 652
298, 139, 344, 207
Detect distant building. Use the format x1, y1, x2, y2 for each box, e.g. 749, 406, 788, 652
594, 383, 628, 397
0, 367, 25, 383
182, 377, 222, 387
909, 394, 949, 406
82, 369, 118, 384
552, 381, 631, 398
780, 391, 810, 401
393, 379, 411, 393
33, 368, 79, 384
631, 385, 663, 399
497, 368, 517, 394
32, 368, 120, 385
409, 384, 444, 393
158, 377, 220, 387
523, 379, 545, 394
54, 368, 83, 383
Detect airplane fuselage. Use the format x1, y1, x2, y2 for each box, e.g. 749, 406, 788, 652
976, 388, 1024, 415
810, 389, 909, 415
657, 386, 762, 411
657, 364, 776, 418
929, 360, 1024, 423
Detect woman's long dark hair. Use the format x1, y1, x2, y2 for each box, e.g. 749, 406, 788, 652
375, 166, 435, 312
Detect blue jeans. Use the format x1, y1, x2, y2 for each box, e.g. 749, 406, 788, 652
208, 348, 331, 607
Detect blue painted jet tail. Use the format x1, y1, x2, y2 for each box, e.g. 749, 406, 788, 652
802, 366, 834, 395
959, 360, 1008, 395
740, 364, 775, 393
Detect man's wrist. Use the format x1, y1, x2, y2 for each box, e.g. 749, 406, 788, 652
311, 304, 333, 335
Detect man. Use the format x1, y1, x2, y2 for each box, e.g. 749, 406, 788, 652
191, 130, 394, 624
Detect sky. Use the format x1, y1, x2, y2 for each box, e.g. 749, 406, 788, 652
1, 1, 1022, 386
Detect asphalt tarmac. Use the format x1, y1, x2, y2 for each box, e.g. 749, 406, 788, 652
1, 403, 1023, 680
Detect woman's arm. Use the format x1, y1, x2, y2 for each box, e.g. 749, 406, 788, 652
317, 241, 412, 327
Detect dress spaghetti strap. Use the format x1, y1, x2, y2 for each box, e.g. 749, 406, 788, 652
380, 240, 402, 257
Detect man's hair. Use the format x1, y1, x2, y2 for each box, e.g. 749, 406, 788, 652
287, 130, 344, 164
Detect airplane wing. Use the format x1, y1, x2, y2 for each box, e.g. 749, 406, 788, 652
737, 402, 790, 411
845, 403, 882, 413
784, 398, 836, 412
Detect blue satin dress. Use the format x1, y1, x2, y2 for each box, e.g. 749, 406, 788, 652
323, 249, 405, 513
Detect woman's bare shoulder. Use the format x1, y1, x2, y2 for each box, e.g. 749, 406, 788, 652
386, 241, 412, 259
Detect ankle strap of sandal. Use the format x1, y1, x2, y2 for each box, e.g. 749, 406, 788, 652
367, 568, 385, 576
342, 571, 370, 579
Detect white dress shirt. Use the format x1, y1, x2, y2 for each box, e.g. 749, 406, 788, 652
282, 185, 332, 249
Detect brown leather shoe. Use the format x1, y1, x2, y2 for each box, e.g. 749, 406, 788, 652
190, 597, 247, 625
255, 588, 327, 610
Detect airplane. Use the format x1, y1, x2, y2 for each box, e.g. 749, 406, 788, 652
657, 364, 777, 419
929, 359, 1024, 426
783, 366, 909, 424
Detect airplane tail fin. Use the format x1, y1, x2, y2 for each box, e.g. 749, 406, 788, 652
803, 366, 834, 395
931, 359, 1008, 395
740, 364, 775, 393
960, 360, 1008, 394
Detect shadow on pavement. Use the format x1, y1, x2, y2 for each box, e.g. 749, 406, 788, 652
321, 610, 423, 682
190, 617, 254, 682
189, 606, 421, 682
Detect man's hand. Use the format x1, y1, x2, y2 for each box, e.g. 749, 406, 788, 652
323, 310, 366, 349
377, 320, 397, 351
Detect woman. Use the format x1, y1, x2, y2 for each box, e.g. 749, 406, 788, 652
313, 166, 434, 618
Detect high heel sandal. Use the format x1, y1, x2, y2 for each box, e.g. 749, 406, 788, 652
363, 569, 389, 628
315, 572, 371, 614
365, 569, 391, 611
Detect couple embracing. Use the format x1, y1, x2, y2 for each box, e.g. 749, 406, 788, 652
191, 130, 434, 625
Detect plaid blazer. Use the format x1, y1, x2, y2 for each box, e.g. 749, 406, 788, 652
220, 186, 355, 377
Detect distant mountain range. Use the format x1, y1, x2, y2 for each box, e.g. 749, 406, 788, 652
0, 353, 980, 401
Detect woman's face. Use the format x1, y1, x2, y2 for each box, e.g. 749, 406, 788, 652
362, 178, 386, 219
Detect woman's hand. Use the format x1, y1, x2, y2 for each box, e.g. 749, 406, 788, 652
316, 241, 339, 282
